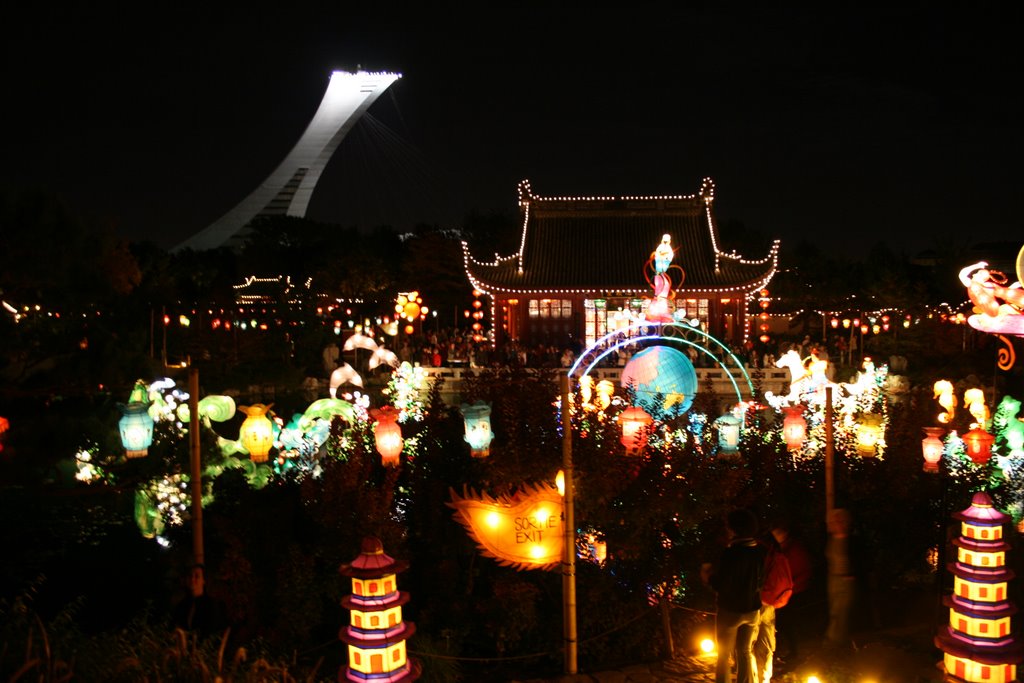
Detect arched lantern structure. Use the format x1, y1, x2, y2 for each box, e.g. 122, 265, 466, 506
782, 405, 807, 452
962, 426, 995, 465
371, 406, 403, 467
855, 413, 884, 457
715, 413, 742, 454
119, 380, 154, 459
922, 427, 944, 473
239, 403, 275, 463
618, 406, 653, 454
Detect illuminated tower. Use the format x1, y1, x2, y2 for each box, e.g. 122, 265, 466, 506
339, 537, 420, 683
936, 492, 1023, 682
175, 70, 401, 251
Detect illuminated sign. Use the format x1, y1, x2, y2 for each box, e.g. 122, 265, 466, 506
448, 483, 563, 571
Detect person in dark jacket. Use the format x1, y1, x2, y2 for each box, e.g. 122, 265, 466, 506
708, 508, 767, 683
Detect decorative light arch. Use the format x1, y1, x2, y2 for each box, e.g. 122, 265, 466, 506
567, 321, 755, 407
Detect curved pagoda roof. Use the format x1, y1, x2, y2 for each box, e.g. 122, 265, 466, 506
463, 178, 780, 297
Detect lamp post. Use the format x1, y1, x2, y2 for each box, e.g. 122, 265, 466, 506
189, 366, 203, 568
560, 374, 577, 675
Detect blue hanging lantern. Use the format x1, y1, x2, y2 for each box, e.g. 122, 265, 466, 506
119, 380, 154, 458
460, 401, 493, 458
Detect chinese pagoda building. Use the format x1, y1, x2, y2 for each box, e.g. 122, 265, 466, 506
462, 178, 779, 349
339, 537, 421, 683
936, 492, 1023, 683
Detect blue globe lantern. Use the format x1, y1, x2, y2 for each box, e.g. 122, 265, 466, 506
119, 380, 154, 459
620, 345, 698, 421
460, 401, 493, 458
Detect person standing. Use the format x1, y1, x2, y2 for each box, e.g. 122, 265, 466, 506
708, 509, 766, 683
770, 522, 813, 661
753, 532, 793, 683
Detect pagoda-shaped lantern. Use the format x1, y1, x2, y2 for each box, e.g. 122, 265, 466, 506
339, 537, 421, 683
618, 406, 653, 454
963, 427, 995, 465
239, 403, 275, 463
922, 427, 945, 473
460, 401, 493, 458
119, 380, 154, 459
936, 492, 1023, 682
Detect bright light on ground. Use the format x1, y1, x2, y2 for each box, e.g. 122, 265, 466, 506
699, 638, 715, 654
806, 676, 822, 683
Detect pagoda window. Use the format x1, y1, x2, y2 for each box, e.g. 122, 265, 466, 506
352, 651, 361, 666
370, 654, 383, 673
384, 579, 394, 593
389, 612, 398, 626
354, 613, 363, 628
584, 299, 608, 348
980, 621, 989, 633
980, 528, 989, 539
958, 618, 968, 632
979, 586, 988, 598
679, 298, 710, 326
371, 614, 380, 627
997, 586, 1004, 600
529, 299, 573, 319
369, 581, 379, 593
981, 665, 990, 679
392, 648, 402, 662
354, 579, 363, 593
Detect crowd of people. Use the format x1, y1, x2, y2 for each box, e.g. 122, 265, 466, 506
322, 326, 866, 378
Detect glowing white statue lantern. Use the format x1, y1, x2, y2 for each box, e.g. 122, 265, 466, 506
239, 403, 275, 463
460, 401, 493, 458
119, 380, 154, 459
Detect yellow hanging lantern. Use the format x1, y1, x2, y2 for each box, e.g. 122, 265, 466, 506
855, 413, 883, 457
239, 403, 275, 463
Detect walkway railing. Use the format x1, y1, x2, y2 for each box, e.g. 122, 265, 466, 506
421, 366, 788, 406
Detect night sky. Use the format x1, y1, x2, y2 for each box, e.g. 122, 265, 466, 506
4, 5, 1021, 260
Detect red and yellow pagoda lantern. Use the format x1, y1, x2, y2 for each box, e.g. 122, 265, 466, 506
339, 537, 421, 683
936, 492, 1023, 682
